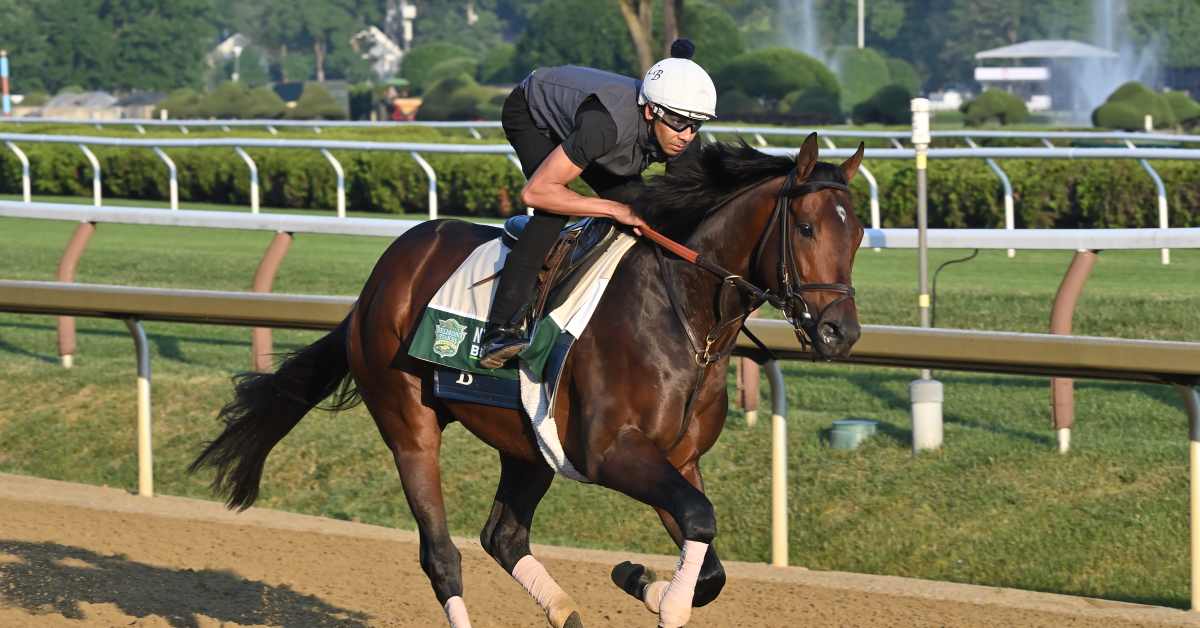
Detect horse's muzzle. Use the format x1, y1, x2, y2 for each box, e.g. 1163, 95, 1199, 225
798, 314, 861, 360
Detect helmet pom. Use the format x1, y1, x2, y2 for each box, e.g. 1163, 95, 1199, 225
670, 38, 695, 60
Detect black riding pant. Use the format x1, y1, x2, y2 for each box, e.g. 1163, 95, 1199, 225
491, 86, 644, 325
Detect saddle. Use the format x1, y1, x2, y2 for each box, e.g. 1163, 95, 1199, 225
499, 215, 618, 325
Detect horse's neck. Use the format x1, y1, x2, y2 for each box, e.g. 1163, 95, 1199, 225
666, 180, 778, 329
686, 179, 778, 279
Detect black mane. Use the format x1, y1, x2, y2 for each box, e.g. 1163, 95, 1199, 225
633, 141, 846, 239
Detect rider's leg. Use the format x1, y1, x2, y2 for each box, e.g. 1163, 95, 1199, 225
480, 86, 563, 368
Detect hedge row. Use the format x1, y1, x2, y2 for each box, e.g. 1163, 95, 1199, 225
2, 145, 1197, 228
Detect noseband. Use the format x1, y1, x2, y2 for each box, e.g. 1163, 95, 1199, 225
751, 170, 856, 350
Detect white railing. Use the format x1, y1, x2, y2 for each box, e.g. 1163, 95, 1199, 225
3, 132, 1199, 243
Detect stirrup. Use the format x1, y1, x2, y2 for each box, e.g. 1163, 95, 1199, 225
479, 326, 528, 369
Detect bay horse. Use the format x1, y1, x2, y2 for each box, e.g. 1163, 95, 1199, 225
190, 133, 865, 628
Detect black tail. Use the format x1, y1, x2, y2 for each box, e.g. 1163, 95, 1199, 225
189, 318, 359, 510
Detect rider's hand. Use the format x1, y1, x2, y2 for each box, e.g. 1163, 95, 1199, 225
610, 204, 646, 236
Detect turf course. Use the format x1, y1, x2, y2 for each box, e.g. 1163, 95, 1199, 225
0, 201, 1197, 608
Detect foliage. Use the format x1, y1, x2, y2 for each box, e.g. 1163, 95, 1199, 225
833, 47, 892, 113
682, 0, 746, 76
348, 83, 376, 121
512, 0, 637, 77
428, 58, 482, 86
779, 88, 843, 124
416, 74, 506, 121
477, 43, 519, 85
715, 90, 766, 119
1164, 90, 1200, 128
714, 48, 839, 103
1092, 82, 1178, 130
962, 89, 1029, 126
285, 83, 347, 120
155, 88, 204, 119
885, 57, 921, 95
851, 84, 913, 125
402, 42, 477, 94
19, 91, 51, 107
244, 86, 287, 119
196, 82, 258, 119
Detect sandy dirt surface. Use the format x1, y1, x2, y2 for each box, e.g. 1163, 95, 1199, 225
0, 473, 1197, 628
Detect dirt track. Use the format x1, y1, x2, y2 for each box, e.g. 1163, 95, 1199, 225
0, 474, 1196, 627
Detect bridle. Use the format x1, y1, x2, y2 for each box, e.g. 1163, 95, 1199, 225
750, 170, 856, 352
652, 168, 856, 363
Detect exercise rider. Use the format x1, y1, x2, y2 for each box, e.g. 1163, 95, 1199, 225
479, 39, 718, 369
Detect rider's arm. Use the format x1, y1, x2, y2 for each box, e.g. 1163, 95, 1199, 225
519, 100, 643, 227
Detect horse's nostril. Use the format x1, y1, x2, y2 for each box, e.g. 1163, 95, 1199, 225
819, 321, 842, 344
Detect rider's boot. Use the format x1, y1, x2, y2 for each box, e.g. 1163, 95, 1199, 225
478, 304, 530, 369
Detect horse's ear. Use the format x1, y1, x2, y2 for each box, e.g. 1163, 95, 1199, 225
840, 142, 865, 182
795, 132, 819, 180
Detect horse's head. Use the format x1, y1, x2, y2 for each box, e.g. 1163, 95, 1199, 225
754, 133, 865, 359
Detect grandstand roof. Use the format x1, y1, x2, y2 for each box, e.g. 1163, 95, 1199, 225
975, 40, 1119, 60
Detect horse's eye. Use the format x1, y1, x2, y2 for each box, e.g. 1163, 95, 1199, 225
799, 223, 814, 238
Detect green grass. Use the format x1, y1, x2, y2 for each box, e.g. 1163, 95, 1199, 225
0, 213, 1197, 607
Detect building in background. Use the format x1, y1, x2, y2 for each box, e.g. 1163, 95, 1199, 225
974, 40, 1122, 119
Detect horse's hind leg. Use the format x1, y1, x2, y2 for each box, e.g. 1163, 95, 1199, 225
593, 430, 716, 628
480, 454, 582, 628
364, 390, 473, 627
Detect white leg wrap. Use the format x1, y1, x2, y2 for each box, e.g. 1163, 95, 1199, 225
656, 540, 708, 628
444, 595, 472, 628
642, 580, 669, 613
512, 555, 576, 627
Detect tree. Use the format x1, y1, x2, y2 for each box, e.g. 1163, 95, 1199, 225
402, 42, 477, 93
513, 0, 637, 76
617, 0, 655, 74
833, 47, 891, 112
682, 1, 744, 75
100, 0, 216, 90
0, 0, 51, 92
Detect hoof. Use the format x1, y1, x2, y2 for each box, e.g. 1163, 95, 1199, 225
610, 561, 657, 601
562, 610, 584, 628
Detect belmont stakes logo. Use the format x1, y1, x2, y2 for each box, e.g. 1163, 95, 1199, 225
432, 318, 469, 358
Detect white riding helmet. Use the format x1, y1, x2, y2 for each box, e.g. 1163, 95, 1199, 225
638, 56, 718, 120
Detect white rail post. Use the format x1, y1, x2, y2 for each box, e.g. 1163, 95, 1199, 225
178, 125, 189, 134
965, 137, 1015, 257
134, 124, 146, 134
124, 318, 153, 497
910, 97, 943, 452
765, 361, 789, 567
468, 126, 482, 139
4, 141, 31, 203
1125, 140, 1170, 265
822, 137, 880, 250
151, 147, 178, 210
320, 148, 346, 218
266, 125, 278, 135
78, 144, 102, 207
234, 147, 260, 214
1181, 384, 1200, 610
411, 152, 437, 219
754, 132, 768, 147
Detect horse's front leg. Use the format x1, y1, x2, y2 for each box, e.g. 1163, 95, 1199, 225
593, 430, 715, 628
611, 461, 726, 611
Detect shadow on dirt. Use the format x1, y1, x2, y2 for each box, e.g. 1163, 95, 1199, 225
0, 539, 370, 627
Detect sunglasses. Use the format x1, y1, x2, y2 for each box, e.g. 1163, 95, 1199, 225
652, 105, 705, 134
